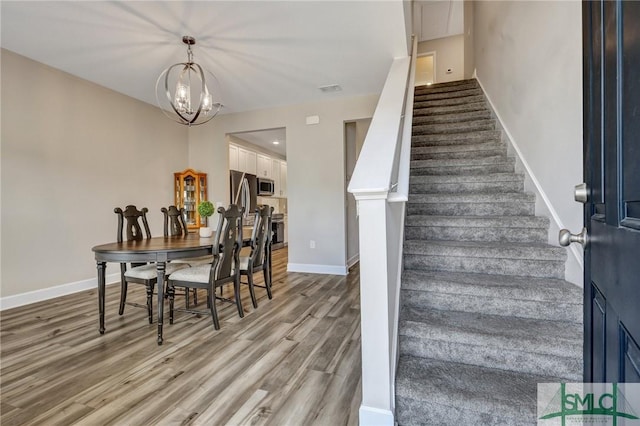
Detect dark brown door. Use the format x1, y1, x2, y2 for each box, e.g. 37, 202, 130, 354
583, 0, 640, 382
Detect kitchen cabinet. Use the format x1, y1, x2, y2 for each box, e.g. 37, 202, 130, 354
174, 169, 207, 231
257, 154, 272, 178
279, 162, 287, 198
229, 145, 239, 171
270, 159, 288, 198
238, 147, 257, 175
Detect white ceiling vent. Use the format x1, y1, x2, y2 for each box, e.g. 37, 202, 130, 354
318, 84, 342, 93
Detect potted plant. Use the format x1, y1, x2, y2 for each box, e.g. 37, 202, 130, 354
197, 200, 215, 237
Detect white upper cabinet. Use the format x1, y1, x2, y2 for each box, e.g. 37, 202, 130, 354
229, 144, 239, 171
257, 154, 272, 178
237, 147, 257, 175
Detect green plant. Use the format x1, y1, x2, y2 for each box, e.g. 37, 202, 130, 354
197, 201, 215, 226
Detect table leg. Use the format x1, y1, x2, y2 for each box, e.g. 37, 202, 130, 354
156, 261, 166, 345
97, 261, 107, 334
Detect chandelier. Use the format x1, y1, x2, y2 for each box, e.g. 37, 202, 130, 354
156, 36, 223, 126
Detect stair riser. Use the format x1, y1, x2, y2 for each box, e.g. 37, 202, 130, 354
414, 88, 482, 101
412, 141, 504, 154
410, 180, 523, 193
414, 101, 487, 117
404, 255, 565, 279
407, 202, 534, 216
411, 155, 510, 169
401, 289, 582, 323
396, 397, 528, 426
412, 130, 502, 143
413, 110, 491, 125
413, 122, 495, 136
411, 163, 515, 176
399, 336, 582, 380
411, 149, 506, 161
405, 226, 547, 243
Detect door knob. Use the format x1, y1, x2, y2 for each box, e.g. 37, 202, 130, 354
574, 183, 588, 203
559, 227, 588, 247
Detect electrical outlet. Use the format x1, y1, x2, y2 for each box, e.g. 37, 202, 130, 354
310, 240, 316, 249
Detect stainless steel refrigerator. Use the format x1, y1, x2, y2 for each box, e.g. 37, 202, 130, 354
230, 170, 257, 219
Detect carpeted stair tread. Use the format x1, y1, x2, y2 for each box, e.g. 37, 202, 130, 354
395, 356, 568, 425
403, 240, 566, 278
414, 94, 485, 109
401, 271, 582, 323
401, 270, 582, 304
412, 140, 504, 154
413, 109, 491, 125
408, 192, 534, 204
413, 101, 488, 117
410, 179, 524, 194
410, 172, 523, 184
414, 87, 483, 102
410, 155, 511, 169
399, 307, 583, 378
412, 119, 495, 135
412, 148, 506, 161
415, 79, 478, 91
406, 215, 548, 229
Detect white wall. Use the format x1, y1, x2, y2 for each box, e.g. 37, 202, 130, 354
1, 49, 188, 300
474, 1, 583, 285
417, 35, 465, 83
188, 95, 379, 275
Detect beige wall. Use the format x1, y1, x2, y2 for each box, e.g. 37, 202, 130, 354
188, 95, 378, 273
463, 0, 475, 79
417, 34, 465, 83
473, 1, 583, 284
1, 49, 188, 298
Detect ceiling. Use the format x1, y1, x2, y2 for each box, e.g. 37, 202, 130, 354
414, 0, 464, 42
231, 128, 286, 158
0, 1, 409, 115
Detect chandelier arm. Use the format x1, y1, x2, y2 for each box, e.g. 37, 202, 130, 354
163, 63, 193, 124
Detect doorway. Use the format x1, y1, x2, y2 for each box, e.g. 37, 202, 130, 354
345, 119, 371, 268
415, 53, 435, 86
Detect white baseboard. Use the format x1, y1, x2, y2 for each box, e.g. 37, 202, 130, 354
347, 254, 360, 268
476, 76, 584, 286
0, 273, 120, 311
359, 405, 394, 426
287, 263, 348, 276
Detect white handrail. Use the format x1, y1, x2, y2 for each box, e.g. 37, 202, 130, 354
348, 56, 411, 197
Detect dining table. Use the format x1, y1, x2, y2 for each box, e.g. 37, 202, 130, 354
92, 234, 216, 345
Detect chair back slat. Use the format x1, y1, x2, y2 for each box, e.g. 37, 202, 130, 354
162, 205, 188, 237
250, 206, 273, 268
114, 205, 151, 242
212, 204, 243, 281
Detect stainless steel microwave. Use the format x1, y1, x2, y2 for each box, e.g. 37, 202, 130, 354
257, 178, 275, 196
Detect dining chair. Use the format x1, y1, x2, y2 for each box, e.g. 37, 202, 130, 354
163, 205, 214, 267
115, 205, 188, 323
239, 205, 274, 308
167, 204, 244, 330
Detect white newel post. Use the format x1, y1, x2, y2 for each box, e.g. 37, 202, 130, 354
356, 194, 395, 425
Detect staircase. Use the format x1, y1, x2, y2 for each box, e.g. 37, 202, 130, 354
395, 79, 583, 425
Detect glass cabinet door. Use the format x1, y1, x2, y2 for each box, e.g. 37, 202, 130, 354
174, 169, 207, 231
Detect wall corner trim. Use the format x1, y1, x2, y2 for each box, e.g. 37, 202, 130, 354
475, 76, 584, 273
287, 263, 348, 276
0, 273, 120, 311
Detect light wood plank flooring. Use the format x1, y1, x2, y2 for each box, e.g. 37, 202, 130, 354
0, 248, 362, 425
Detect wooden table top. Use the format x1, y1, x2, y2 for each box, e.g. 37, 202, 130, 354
92, 234, 215, 255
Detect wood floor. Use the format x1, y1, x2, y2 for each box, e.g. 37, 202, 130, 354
0, 248, 362, 425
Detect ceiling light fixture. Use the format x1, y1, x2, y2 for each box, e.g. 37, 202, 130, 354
318, 84, 342, 93
156, 36, 223, 126
272, 141, 280, 145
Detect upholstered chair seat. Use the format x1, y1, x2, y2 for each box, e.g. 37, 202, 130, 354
125, 262, 188, 280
